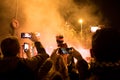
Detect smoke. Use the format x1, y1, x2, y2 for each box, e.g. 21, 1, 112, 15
0, 0, 105, 58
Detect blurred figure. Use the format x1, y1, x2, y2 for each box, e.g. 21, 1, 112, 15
0, 33, 49, 80
51, 48, 69, 80
51, 35, 89, 80
37, 58, 64, 80
37, 58, 53, 80
49, 71, 64, 80
68, 47, 89, 80
88, 28, 120, 80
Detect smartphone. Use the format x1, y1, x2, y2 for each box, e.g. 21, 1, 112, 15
21, 33, 31, 38
61, 48, 69, 54
24, 43, 29, 51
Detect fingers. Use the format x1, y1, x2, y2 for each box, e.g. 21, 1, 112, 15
29, 32, 39, 42
70, 48, 83, 61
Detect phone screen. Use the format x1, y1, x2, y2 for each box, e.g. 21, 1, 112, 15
21, 33, 31, 38
61, 48, 69, 54
24, 43, 29, 51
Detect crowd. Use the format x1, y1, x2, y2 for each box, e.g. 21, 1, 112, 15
0, 26, 120, 80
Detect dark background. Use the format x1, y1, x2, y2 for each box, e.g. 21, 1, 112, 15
74, 0, 120, 29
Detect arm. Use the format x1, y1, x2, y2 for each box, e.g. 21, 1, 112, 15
23, 32, 49, 71
69, 47, 83, 61
69, 47, 89, 80
30, 32, 46, 54
34, 41, 46, 54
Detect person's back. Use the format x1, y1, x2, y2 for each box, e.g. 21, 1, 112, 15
50, 50, 70, 80
0, 58, 34, 80
51, 34, 89, 80
89, 28, 120, 80
0, 34, 49, 80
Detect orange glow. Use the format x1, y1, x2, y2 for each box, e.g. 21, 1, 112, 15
78, 19, 83, 24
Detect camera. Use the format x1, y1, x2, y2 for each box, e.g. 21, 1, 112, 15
21, 33, 31, 38
23, 43, 29, 51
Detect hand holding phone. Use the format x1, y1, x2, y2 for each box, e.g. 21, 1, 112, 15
61, 48, 69, 54
24, 43, 29, 52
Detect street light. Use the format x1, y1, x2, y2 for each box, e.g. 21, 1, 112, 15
78, 19, 83, 40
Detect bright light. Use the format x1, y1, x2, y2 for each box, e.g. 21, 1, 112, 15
78, 19, 83, 24
91, 26, 101, 33
78, 19, 83, 41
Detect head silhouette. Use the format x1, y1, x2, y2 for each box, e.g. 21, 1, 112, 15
1, 36, 20, 57
91, 28, 120, 62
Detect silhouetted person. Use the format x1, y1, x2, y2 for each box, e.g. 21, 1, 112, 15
88, 28, 120, 80
37, 58, 54, 80
0, 33, 49, 80
51, 48, 70, 80
37, 57, 64, 80
68, 47, 89, 80
51, 34, 89, 80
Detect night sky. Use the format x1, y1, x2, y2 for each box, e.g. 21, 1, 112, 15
74, 0, 120, 29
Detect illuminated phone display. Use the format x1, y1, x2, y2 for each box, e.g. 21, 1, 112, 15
24, 43, 29, 51
61, 48, 68, 54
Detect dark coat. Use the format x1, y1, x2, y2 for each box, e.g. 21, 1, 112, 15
88, 61, 120, 80
0, 53, 49, 80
